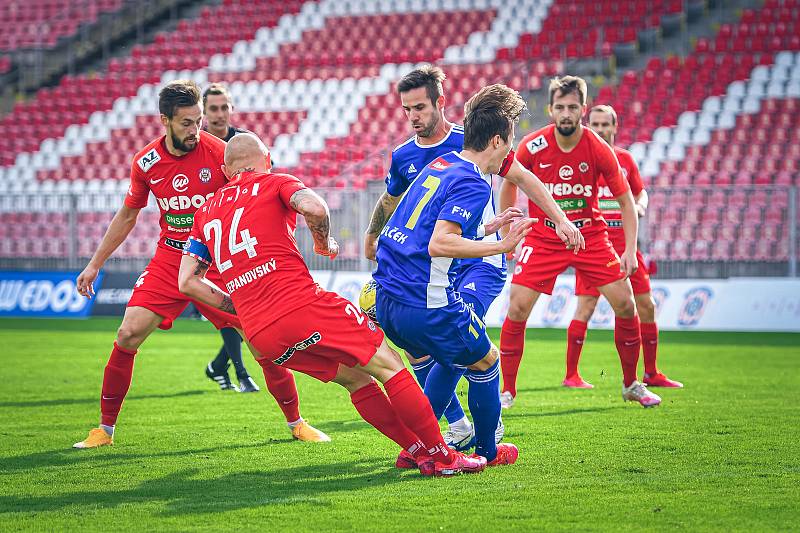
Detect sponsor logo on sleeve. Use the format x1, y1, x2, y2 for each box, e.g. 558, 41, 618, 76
137, 149, 161, 173
431, 157, 451, 171
451, 206, 472, 220
527, 135, 548, 155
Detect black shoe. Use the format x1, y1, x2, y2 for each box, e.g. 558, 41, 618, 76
237, 376, 260, 393
206, 362, 237, 391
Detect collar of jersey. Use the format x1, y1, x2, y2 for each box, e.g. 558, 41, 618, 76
413, 122, 457, 149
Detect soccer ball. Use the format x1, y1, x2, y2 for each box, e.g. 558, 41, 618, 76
359, 278, 379, 325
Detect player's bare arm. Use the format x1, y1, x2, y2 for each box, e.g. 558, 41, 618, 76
364, 191, 402, 260
289, 188, 339, 259
429, 218, 534, 258
76, 204, 141, 298
504, 160, 585, 250
634, 189, 649, 218
497, 179, 519, 239
616, 189, 639, 277
177, 255, 237, 314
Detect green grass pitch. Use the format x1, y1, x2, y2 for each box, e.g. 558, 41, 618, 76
0, 317, 798, 531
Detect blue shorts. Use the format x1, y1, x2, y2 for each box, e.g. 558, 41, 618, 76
454, 262, 505, 320
376, 288, 491, 367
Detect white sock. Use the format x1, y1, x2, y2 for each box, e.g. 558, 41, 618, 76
449, 416, 472, 433
287, 417, 303, 429
100, 424, 114, 436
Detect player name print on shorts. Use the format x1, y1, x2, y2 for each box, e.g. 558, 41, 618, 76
273, 332, 322, 365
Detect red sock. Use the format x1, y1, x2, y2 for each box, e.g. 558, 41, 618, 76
100, 342, 137, 427
566, 319, 588, 378
614, 316, 641, 387
258, 360, 301, 423
350, 381, 422, 454
500, 317, 527, 396
383, 369, 451, 464
640, 322, 659, 376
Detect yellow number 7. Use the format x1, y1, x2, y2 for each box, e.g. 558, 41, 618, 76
467, 307, 485, 339
405, 175, 441, 230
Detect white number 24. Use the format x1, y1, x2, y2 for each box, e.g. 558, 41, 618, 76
203, 207, 258, 273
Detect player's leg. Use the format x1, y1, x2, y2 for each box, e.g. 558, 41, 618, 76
563, 291, 598, 389
223, 328, 259, 393
359, 339, 486, 476
598, 279, 661, 407
636, 292, 682, 388
499, 283, 542, 406
74, 306, 163, 448
205, 328, 238, 391
243, 337, 330, 442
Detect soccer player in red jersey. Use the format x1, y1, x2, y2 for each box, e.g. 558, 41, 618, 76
564, 105, 682, 389
73, 80, 328, 448
178, 133, 487, 476
499, 76, 662, 408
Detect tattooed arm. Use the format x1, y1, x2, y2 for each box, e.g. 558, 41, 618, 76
364, 191, 401, 261
177, 255, 237, 314
289, 188, 339, 259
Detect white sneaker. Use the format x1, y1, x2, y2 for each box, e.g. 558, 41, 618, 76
622, 380, 662, 408
500, 391, 515, 409
443, 425, 475, 452
495, 416, 505, 444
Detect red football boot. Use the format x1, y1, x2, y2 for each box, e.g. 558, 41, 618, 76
644, 372, 684, 388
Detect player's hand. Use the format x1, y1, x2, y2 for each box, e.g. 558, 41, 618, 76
635, 204, 647, 218
484, 207, 524, 236
315, 236, 339, 260
499, 217, 536, 253
620, 249, 638, 278
76, 264, 100, 299
555, 219, 584, 254
364, 233, 378, 262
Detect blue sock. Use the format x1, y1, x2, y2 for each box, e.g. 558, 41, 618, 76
412, 357, 465, 423
466, 360, 501, 462
423, 362, 465, 420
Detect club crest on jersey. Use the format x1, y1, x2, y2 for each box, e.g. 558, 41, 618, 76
137, 149, 161, 173
579, 162, 589, 173
526, 135, 547, 155
559, 165, 574, 181
172, 174, 190, 192
430, 157, 451, 171
199, 168, 212, 183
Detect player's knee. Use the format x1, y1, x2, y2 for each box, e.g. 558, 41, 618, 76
116, 324, 145, 350
506, 299, 532, 322
468, 344, 499, 372
612, 297, 636, 318
636, 296, 656, 322
333, 365, 374, 393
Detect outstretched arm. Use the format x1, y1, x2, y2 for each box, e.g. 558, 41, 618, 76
364, 191, 402, 260
177, 255, 236, 314
289, 188, 339, 259
429, 218, 534, 259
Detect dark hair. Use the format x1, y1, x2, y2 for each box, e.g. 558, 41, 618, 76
396, 65, 446, 105
463, 84, 526, 151
589, 104, 617, 125
548, 75, 588, 106
202, 83, 233, 109
158, 80, 201, 119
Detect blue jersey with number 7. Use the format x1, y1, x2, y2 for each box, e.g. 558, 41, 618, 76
374, 151, 491, 309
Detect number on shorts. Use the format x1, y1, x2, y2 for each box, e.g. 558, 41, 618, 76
467, 307, 485, 339
518, 245, 533, 264
405, 175, 441, 230
345, 303, 365, 324
203, 207, 258, 273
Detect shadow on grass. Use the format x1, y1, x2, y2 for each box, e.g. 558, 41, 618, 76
0, 440, 291, 473
514, 386, 565, 394
501, 405, 626, 419
0, 390, 210, 409
0, 459, 407, 515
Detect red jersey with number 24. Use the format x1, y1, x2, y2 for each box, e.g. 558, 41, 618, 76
125, 131, 228, 254
188, 172, 323, 340
516, 124, 629, 244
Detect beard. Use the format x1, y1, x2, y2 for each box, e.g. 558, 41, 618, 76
556, 123, 577, 137
171, 132, 197, 152
416, 114, 439, 138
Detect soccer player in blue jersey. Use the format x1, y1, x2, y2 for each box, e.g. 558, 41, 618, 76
364, 66, 583, 451
374, 84, 535, 466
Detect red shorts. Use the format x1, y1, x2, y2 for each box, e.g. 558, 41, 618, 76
512, 232, 626, 295
575, 237, 651, 296
248, 290, 384, 382
127, 246, 240, 330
